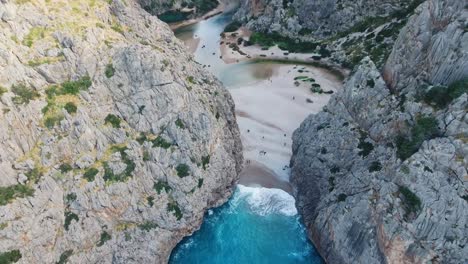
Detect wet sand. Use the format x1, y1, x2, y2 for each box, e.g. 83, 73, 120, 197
239, 161, 292, 194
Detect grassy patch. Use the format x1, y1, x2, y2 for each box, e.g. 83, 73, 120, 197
11, 83, 40, 105
396, 116, 439, 160
0, 184, 34, 206
176, 164, 190, 177
22, 26, 46, 47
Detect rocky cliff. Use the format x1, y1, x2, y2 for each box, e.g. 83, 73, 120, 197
233, 0, 427, 69
234, 0, 412, 38
0, 0, 242, 263
291, 0, 467, 263
138, 0, 219, 22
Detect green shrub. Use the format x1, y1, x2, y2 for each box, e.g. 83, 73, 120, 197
66, 193, 77, 203
396, 116, 439, 160
25, 168, 43, 183
44, 114, 64, 129
0, 250, 22, 264
368, 161, 382, 172
167, 202, 183, 220
223, 21, 242, 32
186, 76, 195, 84
143, 150, 150, 161
64, 102, 77, 114
337, 193, 347, 202
59, 163, 73, 173
104, 114, 121, 128
158, 10, 190, 23
151, 136, 172, 149
197, 178, 204, 188
0, 184, 34, 206
357, 132, 374, 157
83, 168, 99, 182
61, 76, 92, 95
147, 196, 154, 207
423, 79, 467, 109
201, 155, 210, 170
139, 221, 158, 231
110, 22, 124, 34
0, 86, 7, 96
154, 181, 172, 194
105, 64, 115, 78
97, 231, 111, 247
64, 211, 79, 231
176, 164, 190, 177
57, 250, 73, 264
11, 83, 39, 105
249, 32, 319, 53
398, 186, 421, 220
175, 118, 185, 129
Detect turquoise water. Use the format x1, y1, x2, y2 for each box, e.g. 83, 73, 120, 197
171, 7, 323, 264
170, 186, 323, 264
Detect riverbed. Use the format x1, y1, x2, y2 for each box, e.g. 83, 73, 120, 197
170, 5, 342, 263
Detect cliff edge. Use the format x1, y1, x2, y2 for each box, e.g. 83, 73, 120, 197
0, 0, 242, 263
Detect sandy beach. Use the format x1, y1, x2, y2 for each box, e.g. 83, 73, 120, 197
173, 12, 344, 189
231, 64, 341, 182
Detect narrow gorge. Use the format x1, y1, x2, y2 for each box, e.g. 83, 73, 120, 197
0, 0, 466, 263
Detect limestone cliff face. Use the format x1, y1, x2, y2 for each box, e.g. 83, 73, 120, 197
234, 0, 408, 38
291, 0, 467, 263
0, 0, 242, 263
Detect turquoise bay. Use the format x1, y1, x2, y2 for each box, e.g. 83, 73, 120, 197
170, 186, 323, 264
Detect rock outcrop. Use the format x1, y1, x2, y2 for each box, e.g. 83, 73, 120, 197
138, 0, 219, 21
291, 0, 467, 263
0, 0, 242, 263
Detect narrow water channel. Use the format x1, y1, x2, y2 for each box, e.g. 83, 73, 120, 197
170, 6, 342, 264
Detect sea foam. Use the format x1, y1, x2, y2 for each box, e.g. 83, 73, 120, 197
234, 185, 298, 216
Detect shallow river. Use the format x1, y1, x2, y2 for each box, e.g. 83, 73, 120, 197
170, 7, 341, 264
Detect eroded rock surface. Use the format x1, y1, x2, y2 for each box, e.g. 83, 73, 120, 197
0, 0, 242, 263
291, 0, 467, 263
